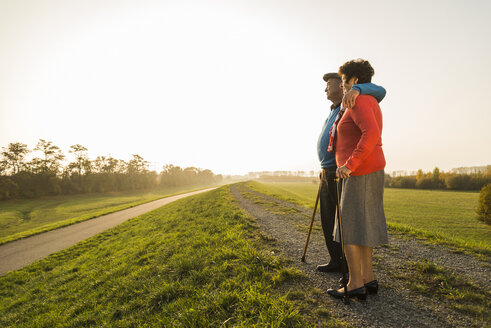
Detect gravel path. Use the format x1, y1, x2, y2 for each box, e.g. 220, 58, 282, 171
231, 183, 489, 328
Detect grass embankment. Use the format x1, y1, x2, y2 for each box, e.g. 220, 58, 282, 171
246, 181, 490, 259
0, 184, 220, 245
0, 186, 341, 327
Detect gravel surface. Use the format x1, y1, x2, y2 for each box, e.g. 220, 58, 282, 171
231, 183, 489, 328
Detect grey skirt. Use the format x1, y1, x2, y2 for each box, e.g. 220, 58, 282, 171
333, 170, 388, 247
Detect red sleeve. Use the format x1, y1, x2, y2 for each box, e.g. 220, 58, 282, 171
344, 97, 381, 172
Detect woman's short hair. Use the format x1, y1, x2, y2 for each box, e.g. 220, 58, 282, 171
338, 59, 374, 83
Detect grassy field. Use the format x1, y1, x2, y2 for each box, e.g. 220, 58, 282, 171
246, 181, 490, 258
0, 183, 220, 245
0, 186, 341, 327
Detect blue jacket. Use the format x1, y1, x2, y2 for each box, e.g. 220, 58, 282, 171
317, 83, 386, 169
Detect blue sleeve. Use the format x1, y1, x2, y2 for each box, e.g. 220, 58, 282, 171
352, 83, 386, 103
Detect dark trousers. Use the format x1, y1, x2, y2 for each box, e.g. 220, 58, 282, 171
319, 167, 342, 265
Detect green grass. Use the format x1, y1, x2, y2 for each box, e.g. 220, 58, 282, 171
246, 181, 318, 209
0, 183, 219, 245
0, 185, 342, 327
246, 181, 490, 258
235, 184, 321, 234
403, 260, 490, 326
236, 185, 302, 217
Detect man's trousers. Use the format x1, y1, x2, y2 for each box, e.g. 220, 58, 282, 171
319, 167, 342, 265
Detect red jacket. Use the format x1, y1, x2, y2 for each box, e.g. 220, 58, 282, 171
335, 95, 386, 176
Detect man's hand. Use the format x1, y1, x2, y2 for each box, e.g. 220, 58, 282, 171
342, 89, 360, 108
336, 166, 352, 179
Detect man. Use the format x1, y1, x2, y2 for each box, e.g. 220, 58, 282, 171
316, 72, 386, 273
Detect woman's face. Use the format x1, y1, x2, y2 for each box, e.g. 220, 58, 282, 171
341, 75, 358, 94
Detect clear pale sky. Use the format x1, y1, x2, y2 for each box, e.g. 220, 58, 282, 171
1, 0, 490, 175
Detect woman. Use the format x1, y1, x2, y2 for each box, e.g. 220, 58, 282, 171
327, 59, 388, 300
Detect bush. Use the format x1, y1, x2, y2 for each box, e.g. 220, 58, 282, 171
384, 173, 392, 187
389, 176, 417, 188
445, 174, 472, 190
416, 177, 434, 189
0, 177, 18, 200
386, 168, 489, 191
477, 183, 491, 225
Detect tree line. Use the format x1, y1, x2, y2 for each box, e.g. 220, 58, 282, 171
385, 166, 490, 191
0, 140, 222, 200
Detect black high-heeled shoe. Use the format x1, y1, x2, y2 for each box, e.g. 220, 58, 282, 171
364, 280, 378, 294
327, 286, 367, 300
337, 278, 379, 294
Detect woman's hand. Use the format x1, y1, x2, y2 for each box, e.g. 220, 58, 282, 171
336, 166, 352, 179
342, 89, 359, 108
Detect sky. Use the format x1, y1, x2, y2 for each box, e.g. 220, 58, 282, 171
1, 0, 490, 175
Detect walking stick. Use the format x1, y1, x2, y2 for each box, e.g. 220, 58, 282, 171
301, 182, 322, 262
335, 178, 350, 305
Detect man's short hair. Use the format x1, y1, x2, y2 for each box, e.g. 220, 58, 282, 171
323, 72, 341, 82
338, 59, 374, 83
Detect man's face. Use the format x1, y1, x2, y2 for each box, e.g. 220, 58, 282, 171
341, 75, 358, 95
324, 78, 343, 104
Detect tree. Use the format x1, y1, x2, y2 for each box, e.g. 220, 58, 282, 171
200, 169, 215, 183
33, 139, 65, 175
92, 156, 120, 174
0, 159, 8, 175
0, 176, 18, 199
389, 176, 416, 188
477, 183, 491, 225
1, 142, 29, 175
27, 157, 44, 175
445, 174, 472, 190
127, 154, 149, 174
432, 167, 443, 189
416, 169, 433, 189
68, 144, 91, 175
92, 156, 109, 174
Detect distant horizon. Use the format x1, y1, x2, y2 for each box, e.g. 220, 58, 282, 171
1, 138, 488, 177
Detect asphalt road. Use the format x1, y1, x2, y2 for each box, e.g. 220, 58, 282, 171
0, 187, 216, 276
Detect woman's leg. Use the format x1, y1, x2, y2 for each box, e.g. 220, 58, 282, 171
339, 244, 364, 291
360, 246, 375, 283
